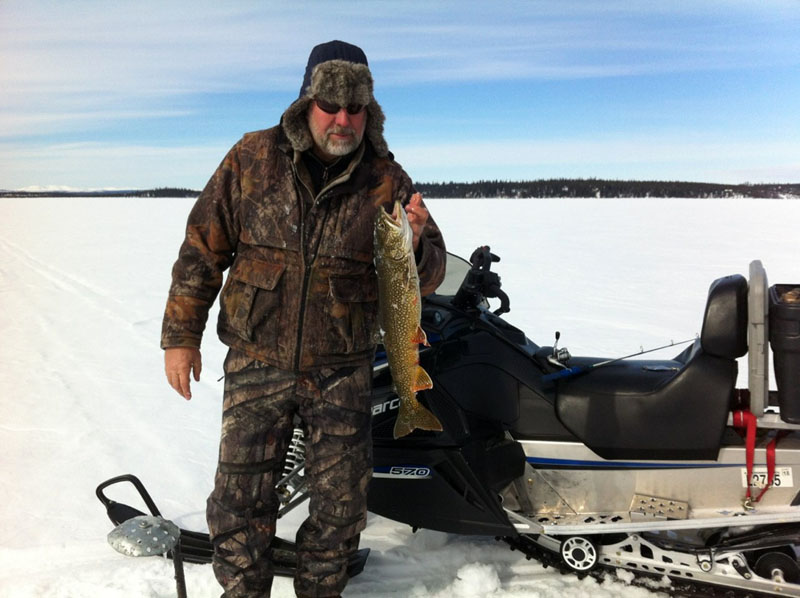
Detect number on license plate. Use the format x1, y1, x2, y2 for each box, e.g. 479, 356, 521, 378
741, 466, 794, 489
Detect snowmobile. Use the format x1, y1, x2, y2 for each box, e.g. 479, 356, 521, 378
98, 246, 800, 597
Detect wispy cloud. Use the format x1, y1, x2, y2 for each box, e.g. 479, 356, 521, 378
1, 1, 797, 186
0, 109, 195, 137
0, 141, 227, 189
395, 136, 800, 184
4, 1, 797, 98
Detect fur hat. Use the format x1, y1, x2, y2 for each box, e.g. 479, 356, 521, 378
282, 41, 388, 157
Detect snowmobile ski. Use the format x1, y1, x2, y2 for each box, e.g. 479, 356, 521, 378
95, 474, 369, 578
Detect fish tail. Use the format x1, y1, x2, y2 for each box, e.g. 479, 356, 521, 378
393, 396, 443, 439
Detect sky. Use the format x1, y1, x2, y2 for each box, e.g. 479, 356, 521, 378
1, 0, 799, 190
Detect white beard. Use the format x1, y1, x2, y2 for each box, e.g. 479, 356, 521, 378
320, 133, 361, 156
309, 121, 365, 159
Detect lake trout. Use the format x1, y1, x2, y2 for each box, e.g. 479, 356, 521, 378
374, 198, 443, 439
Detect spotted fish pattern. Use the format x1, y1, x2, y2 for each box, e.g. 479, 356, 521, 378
374, 195, 443, 439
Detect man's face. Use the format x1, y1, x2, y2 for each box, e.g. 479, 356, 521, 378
307, 99, 367, 162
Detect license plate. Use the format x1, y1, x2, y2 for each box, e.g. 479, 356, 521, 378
741, 466, 794, 489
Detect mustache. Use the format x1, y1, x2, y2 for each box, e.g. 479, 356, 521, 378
327, 125, 355, 137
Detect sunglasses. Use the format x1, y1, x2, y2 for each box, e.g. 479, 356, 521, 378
314, 98, 366, 115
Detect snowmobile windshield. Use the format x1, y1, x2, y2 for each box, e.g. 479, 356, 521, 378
431, 252, 472, 297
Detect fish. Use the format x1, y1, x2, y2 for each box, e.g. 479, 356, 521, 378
374, 197, 443, 439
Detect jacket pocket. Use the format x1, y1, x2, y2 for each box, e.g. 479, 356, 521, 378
222, 257, 286, 342
324, 273, 379, 355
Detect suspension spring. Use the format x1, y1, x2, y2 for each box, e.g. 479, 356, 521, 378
283, 427, 306, 478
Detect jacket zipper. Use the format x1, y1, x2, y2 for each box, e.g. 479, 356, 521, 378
290, 152, 359, 371
292, 163, 313, 372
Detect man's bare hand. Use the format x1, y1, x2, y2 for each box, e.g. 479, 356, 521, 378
165, 347, 202, 400
405, 192, 429, 251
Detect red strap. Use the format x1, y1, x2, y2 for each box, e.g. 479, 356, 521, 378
754, 431, 788, 503
733, 410, 786, 504
732, 410, 757, 504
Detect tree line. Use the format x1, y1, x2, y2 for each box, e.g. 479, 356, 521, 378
0, 187, 199, 198
414, 179, 800, 199
3, 181, 799, 199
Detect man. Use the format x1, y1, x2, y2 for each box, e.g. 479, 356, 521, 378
161, 40, 446, 598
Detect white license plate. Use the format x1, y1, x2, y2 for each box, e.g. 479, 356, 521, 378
741, 466, 794, 489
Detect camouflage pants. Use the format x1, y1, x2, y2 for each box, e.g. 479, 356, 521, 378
207, 350, 373, 598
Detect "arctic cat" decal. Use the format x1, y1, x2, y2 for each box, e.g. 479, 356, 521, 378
372, 397, 400, 416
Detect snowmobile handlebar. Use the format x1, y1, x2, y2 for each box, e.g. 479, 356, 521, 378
452, 246, 510, 315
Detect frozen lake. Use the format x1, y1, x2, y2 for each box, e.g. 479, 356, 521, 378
1, 195, 798, 597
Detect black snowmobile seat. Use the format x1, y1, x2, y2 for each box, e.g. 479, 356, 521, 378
554, 274, 748, 461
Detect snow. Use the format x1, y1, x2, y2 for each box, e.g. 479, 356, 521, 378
1, 195, 799, 597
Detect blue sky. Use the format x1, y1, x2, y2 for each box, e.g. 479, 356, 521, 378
1, 1, 798, 190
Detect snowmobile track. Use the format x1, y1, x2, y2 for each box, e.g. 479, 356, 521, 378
501, 534, 792, 598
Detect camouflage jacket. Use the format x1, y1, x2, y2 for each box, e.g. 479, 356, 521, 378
161, 125, 446, 371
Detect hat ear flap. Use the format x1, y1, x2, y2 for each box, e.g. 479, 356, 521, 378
282, 98, 314, 152
365, 102, 388, 158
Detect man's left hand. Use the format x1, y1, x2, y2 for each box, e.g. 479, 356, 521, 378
405, 193, 428, 251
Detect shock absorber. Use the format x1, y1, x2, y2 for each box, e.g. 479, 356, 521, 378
277, 427, 306, 502
284, 427, 306, 478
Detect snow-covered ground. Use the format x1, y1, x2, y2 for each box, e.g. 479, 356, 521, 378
1, 196, 798, 597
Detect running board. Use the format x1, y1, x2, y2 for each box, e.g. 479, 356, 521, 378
505, 506, 800, 536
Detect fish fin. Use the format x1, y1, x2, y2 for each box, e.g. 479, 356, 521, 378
393, 397, 443, 439
412, 365, 433, 392
412, 325, 429, 346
